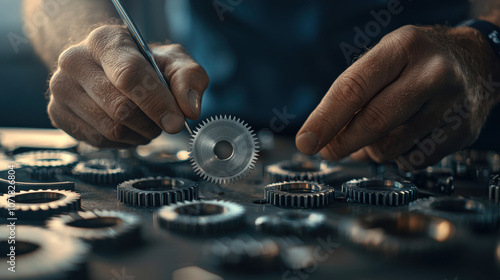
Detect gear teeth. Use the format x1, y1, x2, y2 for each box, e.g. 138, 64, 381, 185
264, 181, 335, 208
265, 159, 340, 184
189, 115, 259, 184
341, 178, 418, 206
0, 189, 81, 220
157, 200, 246, 235
117, 176, 199, 207
14, 150, 79, 180
72, 158, 137, 185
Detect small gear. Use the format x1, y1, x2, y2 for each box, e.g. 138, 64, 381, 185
489, 174, 499, 203
409, 197, 500, 231
14, 150, 79, 180
255, 210, 327, 236
338, 212, 456, 256
0, 189, 81, 220
47, 210, 141, 252
0, 225, 89, 280
189, 115, 259, 184
72, 158, 137, 185
117, 176, 198, 207
264, 181, 335, 208
0, 178, 75, 194
342, 178, 417, 206
265, 159, 341, 183
208, 234, 310, 271
406, 167, 454, 194
157, 200, 246, 234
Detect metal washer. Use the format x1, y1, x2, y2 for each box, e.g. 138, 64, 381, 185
157, 200, 246, 234
14, 150, 79, 180
0, 225, 89, 280
47, 210, 142, 252
338, 212, 456, 256
409, 197, 500, 231
265, 159, 341, 183
264, 181, 335, 208
117, 176, 198, 207
0, 189, 81, 220
342, 178, 418, 206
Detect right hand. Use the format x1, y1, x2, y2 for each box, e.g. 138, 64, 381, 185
48, 25, 209, 147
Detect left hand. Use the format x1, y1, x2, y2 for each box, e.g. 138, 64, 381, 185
296, 24, 500, 170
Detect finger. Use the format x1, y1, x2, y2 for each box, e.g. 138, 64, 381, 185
59, 46, 162, 140
395, 125, 470, 171
47, 99, 135, 148
86, 26, 185, 134
349, 148, 370, 161
153, 44, 209, 120
49, 71, 151, 146
296, 28, 411, 155
320, 55, 454, 160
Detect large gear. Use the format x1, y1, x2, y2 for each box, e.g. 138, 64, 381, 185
342, 178, 418, 206
47, 210, 142, 252
264, 181, 335, 208
255, 210, 327, 236
72, 158, 137, 185
265, 159, 341, 183
409, 197, 500, 231
157, 200, 246, 234
338, 212, 456, 256
489, 174, 499, 203
0, 189, 81, 220
0, 225, 89, 280
14, 150, 79, 180
189, 115, 259, 184
117, 176, 198, 207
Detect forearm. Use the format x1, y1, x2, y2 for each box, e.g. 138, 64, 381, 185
23, 0, 117, 69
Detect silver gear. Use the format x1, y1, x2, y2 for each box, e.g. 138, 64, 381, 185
0, 189, 81, 220
264, 181, 335, 208
489, 174, 499, 203
265, 159, 341, 183
409, 197, 500, 231
14, 150, 79, 180
72, 158, 136, 185
254, 210, 327, 236
189, 115, 259, 184
157, 200, 246, 234
47, 210, 141, 252
0, 225, 89, 280
338, 212, 456, 256
117, 176, 198, 207
342, 178, 418, 206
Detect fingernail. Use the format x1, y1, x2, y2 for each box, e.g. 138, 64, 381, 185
161, 112, 185, 134
296, 131, 319, 155
187, 89, 201, 118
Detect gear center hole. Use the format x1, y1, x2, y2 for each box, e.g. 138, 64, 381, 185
15, 192, 65, 204
213, 140, 234, 161
278, 182, 321, 193
175, 204, 226, 216
67, 217, 123, 228
0, 241, 40, 256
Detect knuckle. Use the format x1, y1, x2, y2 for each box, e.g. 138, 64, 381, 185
170, 63, 209, 91
334, 73, 367, 109
86, 25, 128, 48
112, 57, 143, 92
109, 97, 139, 122
48, 71, 67, 97
359, 105, 391, 135
101, 118, 127, 141
315, 106, 336, 134
57, 45, 87, 71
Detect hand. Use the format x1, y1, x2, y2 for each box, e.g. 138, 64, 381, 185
48, 25, 209, 147
296, 25, 500, 170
